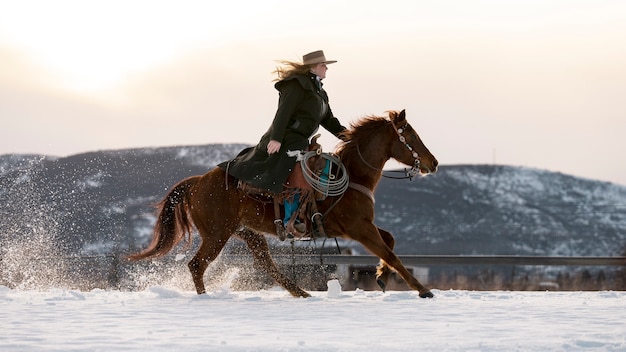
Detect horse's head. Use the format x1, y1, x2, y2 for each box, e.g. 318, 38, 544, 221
388, 110, 438, 175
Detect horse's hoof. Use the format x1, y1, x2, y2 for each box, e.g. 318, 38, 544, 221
376, 278, 386, 292
299, 291, 312, 298
419, 291, 434, 299
193, 293, 211, 300
291, 289, 311, 298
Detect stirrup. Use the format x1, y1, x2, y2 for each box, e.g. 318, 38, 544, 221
285, 221, 307, 239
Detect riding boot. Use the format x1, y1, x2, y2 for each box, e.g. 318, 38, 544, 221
283, 192, 300, 224
284, 193, 306, 237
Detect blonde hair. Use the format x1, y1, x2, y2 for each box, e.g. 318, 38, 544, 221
272, 60, 312, 82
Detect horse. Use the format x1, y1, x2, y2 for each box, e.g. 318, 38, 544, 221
128, 109, 439, 298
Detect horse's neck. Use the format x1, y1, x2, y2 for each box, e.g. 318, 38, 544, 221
348, 141, 388, 189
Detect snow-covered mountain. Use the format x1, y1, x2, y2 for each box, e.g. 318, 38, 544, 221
2, 144, 625, 257
1, 144, 625, 289
0, 144, 246, 256
377, 164, 626, 257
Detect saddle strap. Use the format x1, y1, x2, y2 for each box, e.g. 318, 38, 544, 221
348, 182, 375, 204
309, 201, 326, 238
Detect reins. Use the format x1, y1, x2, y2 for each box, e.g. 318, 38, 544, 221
356, 144, 417, 180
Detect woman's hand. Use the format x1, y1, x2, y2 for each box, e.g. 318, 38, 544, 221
267, 140, 282, 154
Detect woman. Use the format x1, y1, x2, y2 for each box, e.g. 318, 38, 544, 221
219, 50, 347, 235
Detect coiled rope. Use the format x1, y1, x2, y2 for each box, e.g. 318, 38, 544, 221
299, 151, 349, 198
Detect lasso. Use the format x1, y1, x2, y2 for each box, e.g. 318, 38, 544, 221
299, 151, 349, 198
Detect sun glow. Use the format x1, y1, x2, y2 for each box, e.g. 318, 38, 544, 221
0, 1, 274, 95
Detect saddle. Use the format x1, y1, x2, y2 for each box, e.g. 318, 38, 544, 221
237, 135, 330, 241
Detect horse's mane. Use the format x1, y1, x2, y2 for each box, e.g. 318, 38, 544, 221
336, 111, 400, 157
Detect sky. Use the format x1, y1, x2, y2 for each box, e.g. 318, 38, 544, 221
1, 0, 625, 185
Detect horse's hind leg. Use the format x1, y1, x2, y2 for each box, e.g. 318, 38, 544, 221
237, 229, 310, 298
188, 231, 231, 294
375, 227, 395, 292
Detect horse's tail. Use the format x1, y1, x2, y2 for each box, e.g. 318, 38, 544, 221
128, 176, 200, 261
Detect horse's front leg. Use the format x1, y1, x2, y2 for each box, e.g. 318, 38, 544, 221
358, 224, 434, 298
374, 227, 395, 292
236, 228, 310, 298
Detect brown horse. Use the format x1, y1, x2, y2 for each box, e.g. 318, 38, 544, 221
128, 110, 438, 298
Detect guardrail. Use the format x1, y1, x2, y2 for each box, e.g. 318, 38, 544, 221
224, 255, 626, 267
12, 254, 623, 268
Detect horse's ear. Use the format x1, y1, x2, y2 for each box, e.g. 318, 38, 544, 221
397, 109, 406, 123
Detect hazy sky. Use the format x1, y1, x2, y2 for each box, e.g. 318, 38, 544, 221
1, 0, 625, 185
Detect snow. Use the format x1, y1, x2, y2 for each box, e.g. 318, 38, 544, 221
2, 284, 625, 351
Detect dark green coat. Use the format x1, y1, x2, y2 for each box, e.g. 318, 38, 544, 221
219, 72, 346, 193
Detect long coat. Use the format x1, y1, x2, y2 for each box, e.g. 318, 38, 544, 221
219, 72, 346, 193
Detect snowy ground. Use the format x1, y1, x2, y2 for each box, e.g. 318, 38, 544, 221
1, 281, 625, 352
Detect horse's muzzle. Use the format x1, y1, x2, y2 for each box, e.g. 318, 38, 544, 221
421, 158, 438, 174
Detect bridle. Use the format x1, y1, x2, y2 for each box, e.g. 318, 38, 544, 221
356, 120, 427, 180
343, 119, 430, 206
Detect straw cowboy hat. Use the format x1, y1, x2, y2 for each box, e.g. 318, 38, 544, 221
302, 50, 337, 65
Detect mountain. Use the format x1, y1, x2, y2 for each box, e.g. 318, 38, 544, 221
377, 164, 626, 256
1, 144, 625, 289
0, 144, 246, 256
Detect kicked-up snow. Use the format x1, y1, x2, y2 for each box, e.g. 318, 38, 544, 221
1, 284, 625, 351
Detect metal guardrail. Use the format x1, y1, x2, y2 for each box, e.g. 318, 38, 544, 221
225, 255, 626, 267
17, 254, 624, 267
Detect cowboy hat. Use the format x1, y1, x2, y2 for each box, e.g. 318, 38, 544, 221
302, 50, 337, 65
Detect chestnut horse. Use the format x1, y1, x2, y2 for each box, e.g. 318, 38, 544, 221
129, 110, 438, 298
